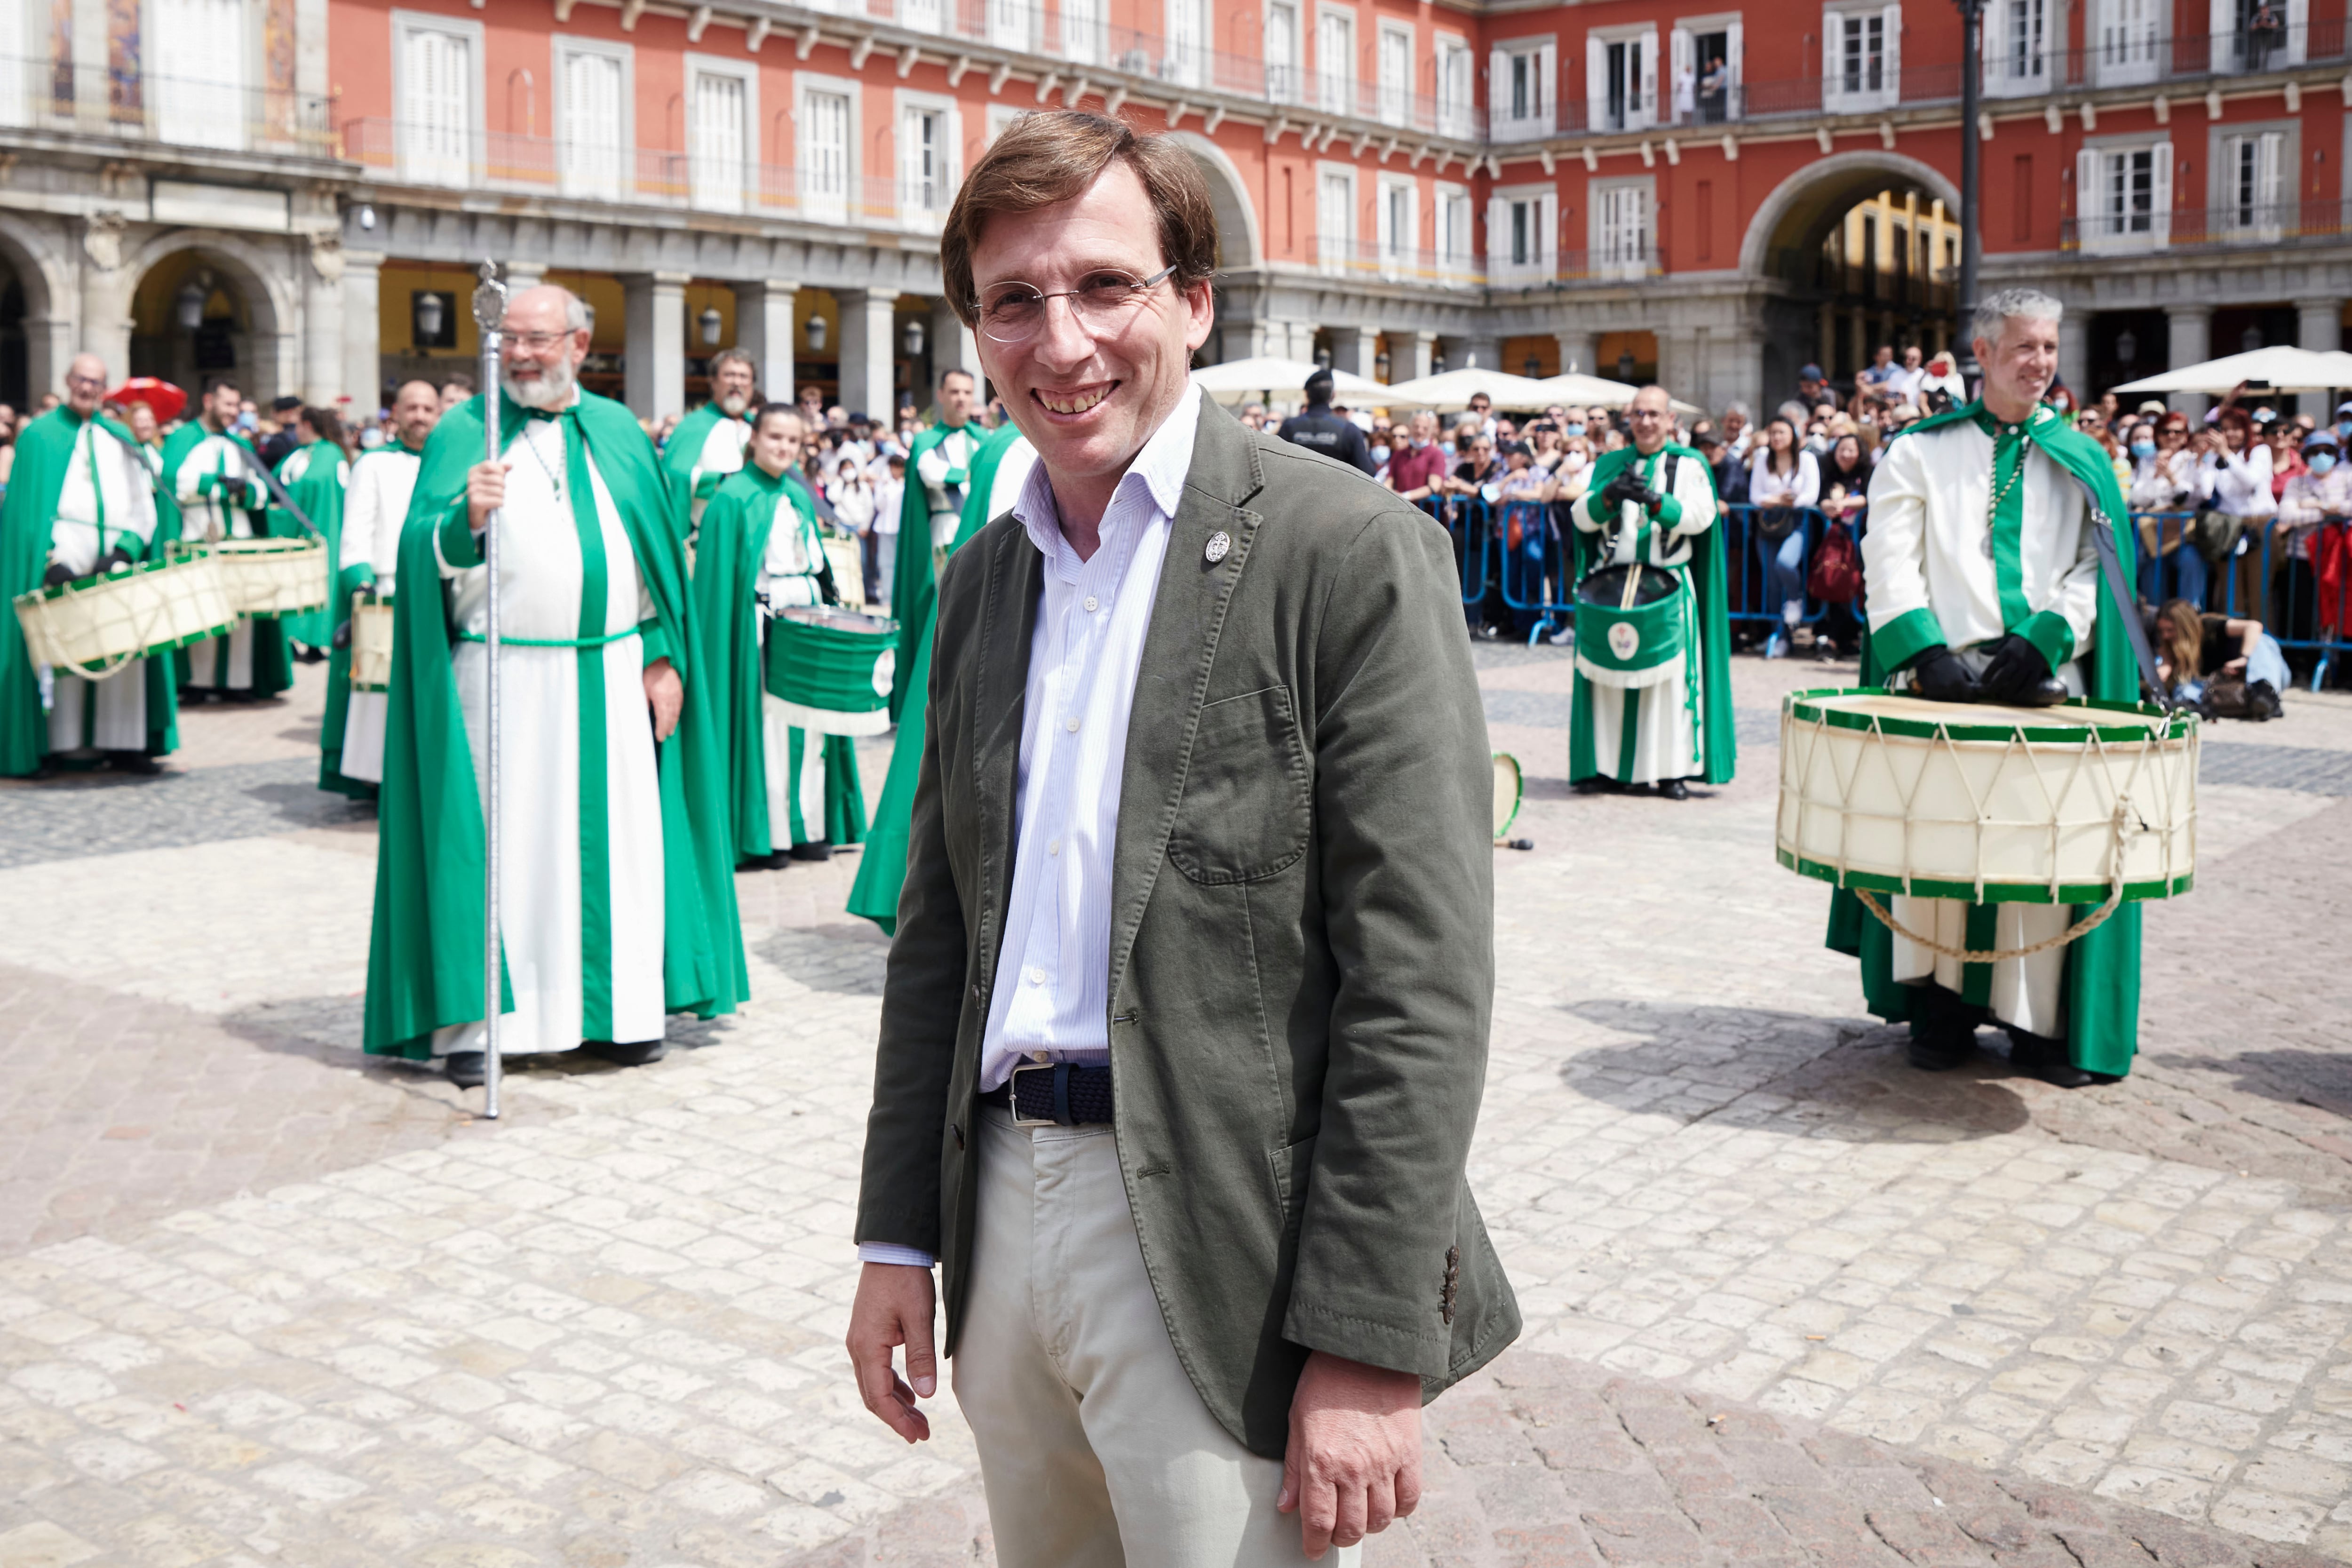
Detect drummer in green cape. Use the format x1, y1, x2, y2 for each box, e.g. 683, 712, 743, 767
1828, 287, 2143, 1088
847, 418, 1033, 933
273, 406, 351, 656
164, 375, 293, 701
326, 381, 442, 797
1566, 384, 1735, 800
660, 348, 760, 547
691, 401, 870, 865
0, 353, 179, 778
362, 283, 746, 1088
885, 368, 984, 723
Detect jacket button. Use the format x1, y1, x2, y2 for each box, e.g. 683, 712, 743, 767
952, 1123, 965, 1151
970, 983, 982, 1001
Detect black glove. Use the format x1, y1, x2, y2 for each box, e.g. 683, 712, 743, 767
41, 560, 74, 588
1909, 645, 1981, 703
98, 546, 133, 574
1979, 633, 2068, 707
331, 619, 352, 651
1599, 469, 1648, 513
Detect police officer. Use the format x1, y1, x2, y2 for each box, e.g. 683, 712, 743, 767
1276, 368, 1376, 475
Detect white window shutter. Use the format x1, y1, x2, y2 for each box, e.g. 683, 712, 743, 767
1670, 28, 1691, 124
2208, 0, 2234, 67
1883, 3, 1901, 101
1586, 35, 1607, 120
1638, 31, 1658, 126
2258, 131, 2283, 213
899, 107, 921, 209
2287, 0, 2309, 63
2151, 139, 2173, 247
1821, 11, 1837, 100
1726, 18, 1744, 111
1486, 196, 1504, 271
1489, 49, 1510, 123
1541, 192, 1559, 271
1537, 43, 1555, 122
2074, 146, 2100, 243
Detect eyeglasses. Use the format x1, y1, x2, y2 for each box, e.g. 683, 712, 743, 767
65, 375, 106, 392
973, 264, 1176, 344
503, 329, 580, 352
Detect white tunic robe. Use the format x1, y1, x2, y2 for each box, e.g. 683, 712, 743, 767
1862, 408, 2105, 1037
337, 444, 423, 784
45, 420, 160, 755
1570, 449, 1719, 784
916, 424, 980, 551
756, 493, 834, 846
430, 406, 667, 1057
686, 413, 752, 527
167, 429, 270, 691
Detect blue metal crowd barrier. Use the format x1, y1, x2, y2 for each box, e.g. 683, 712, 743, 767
2133, 509, 2352, 690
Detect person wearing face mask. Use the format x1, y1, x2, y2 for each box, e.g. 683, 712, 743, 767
2129, 414, 2205, 604
660, 347, 761, 545
2273, 429, 2351, 645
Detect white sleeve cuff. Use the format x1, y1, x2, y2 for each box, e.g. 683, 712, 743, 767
858, 1243, 938, 1268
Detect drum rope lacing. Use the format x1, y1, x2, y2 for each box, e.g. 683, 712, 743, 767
1799, 702, 2184, 964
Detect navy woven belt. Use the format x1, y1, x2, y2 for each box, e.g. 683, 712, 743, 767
982, 1062, 1113, 1126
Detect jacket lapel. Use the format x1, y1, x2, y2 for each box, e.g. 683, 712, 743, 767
1105, 397, 1263, 1002
970, 515, 1041, 982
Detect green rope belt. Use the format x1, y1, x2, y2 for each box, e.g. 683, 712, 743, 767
457, 623, 645, 650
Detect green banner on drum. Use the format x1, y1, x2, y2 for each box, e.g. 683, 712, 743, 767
765, 606, 897, 737
1573, 564, 1685, 688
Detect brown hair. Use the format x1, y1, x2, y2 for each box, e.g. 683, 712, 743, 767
2157, 598, 2204, 691
939, 110, 1219, 326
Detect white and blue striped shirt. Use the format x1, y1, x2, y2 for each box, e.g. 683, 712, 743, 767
857, 383, 1200, 1270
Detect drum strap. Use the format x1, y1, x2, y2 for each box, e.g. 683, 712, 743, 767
2074, 484, 2171, 707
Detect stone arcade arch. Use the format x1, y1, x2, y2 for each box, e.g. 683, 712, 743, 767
124, 236, 298, 405
1739, 153, 1965, 403
0, 214, 72, 406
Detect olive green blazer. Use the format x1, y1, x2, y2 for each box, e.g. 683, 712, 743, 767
856, 396, 1519, 1458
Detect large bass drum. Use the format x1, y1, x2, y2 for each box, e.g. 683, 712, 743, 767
765, 605, 898, 736
13, 554, 236, 679
1573, 563, 1683, 688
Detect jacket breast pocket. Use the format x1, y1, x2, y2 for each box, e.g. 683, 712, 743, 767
1168, 685, 1311, 884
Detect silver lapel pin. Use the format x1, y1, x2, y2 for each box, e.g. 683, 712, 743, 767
1204, 530, 1232, 564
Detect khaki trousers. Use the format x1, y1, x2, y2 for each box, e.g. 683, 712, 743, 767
954, 1106, 1359, 1568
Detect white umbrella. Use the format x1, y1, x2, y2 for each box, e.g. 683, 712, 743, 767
1374, 367, 1558, 412
1532, 372, 1705, 418
2111, 346, 2352, 395
1192, 357, 1387, 405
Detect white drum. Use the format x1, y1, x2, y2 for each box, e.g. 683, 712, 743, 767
1777, 688, 2198, 906
350, 594, 396, 692
823, 535, 866, 611
207, 537, 328, 618
13, 554, 236, 680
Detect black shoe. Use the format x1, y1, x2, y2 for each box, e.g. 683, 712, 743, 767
2006, 1028, 2099, 1088
1658, 779, 1691, 801
445, 1051, 486, 1088
788, 839, 833, 862
1905, 984, 1979, 1070
584, 1039, 667, 1067
2248, 679, 2282, 721
106, 751, 160, 775
741, 851, 790, 871
1574, 777, 1624, 795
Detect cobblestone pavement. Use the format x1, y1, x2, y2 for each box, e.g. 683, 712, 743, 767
2, 653, 2350, 1567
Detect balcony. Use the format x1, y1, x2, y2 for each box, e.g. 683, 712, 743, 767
0, 56, 336, 160
343, 118, 954, 231
2060, 199, 2352, 255
1309, 236, 1486, 289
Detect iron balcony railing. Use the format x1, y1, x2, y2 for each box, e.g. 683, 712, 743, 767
1310, 236, 1486, 288
2061, 199, 2352, 253
342, 118, 955, 230
0, 56, 335, 157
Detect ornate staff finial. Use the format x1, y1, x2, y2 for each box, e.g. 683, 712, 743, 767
472, 258, 509, 335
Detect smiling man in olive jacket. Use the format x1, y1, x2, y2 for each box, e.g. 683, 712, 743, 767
849, 111, 1516, 1568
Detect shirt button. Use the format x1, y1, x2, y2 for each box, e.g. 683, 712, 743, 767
1084, 596, 1099, 612
1048, 838, 1061, 856
1064, 717, 1081, 733
1027, 966, 1045, 985
1031, 1050, 1050, 1062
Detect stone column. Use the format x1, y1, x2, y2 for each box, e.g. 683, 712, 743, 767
735, 279, 797, 404
341, 248, 384, 415
504, 262, 547, 293
2055, 316, 2090, 417
837, 287, 897, 419
1405, 330, 1438, 381
2166, 304, 2212, 420
1457, 335, 1504, 371
78, 214, 133, 384
1554, 330, 1598, 378
930, 297, 979, 391
304, 234, 346, 407
2299, 298, 2341, 420
1328, 325, 1380, 379
624, 270, 689, 421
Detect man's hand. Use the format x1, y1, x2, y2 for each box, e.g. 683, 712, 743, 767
644, 657, 683, 742
466, 460, 511, 530
1979, 633, 2066, 707
1279, 1351, 1423, 1560
846, 1262, 938, 1444
1909, 645, 1980, 703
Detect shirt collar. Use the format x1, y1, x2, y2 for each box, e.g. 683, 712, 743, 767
1013, 380, 1203, 562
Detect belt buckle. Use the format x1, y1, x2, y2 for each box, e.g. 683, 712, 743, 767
1008, 1062, 1057, 1128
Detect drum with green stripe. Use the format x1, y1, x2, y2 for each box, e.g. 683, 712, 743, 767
1573, 564, 1684, 687
765, 605, 898, 736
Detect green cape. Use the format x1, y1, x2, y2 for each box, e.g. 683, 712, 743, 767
1567, 441, 1736, 785
1822, 399, 2145, 1076
161, 422, 293, 696
659, 403, 747, 542
362, 389, 748, 1059
0, 406, 180, 774
320, 444, 411, 798
691, 461, 868, 860
848, 421, 1026, 933
274, 440, 348, 649
886, 420, 976, 722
